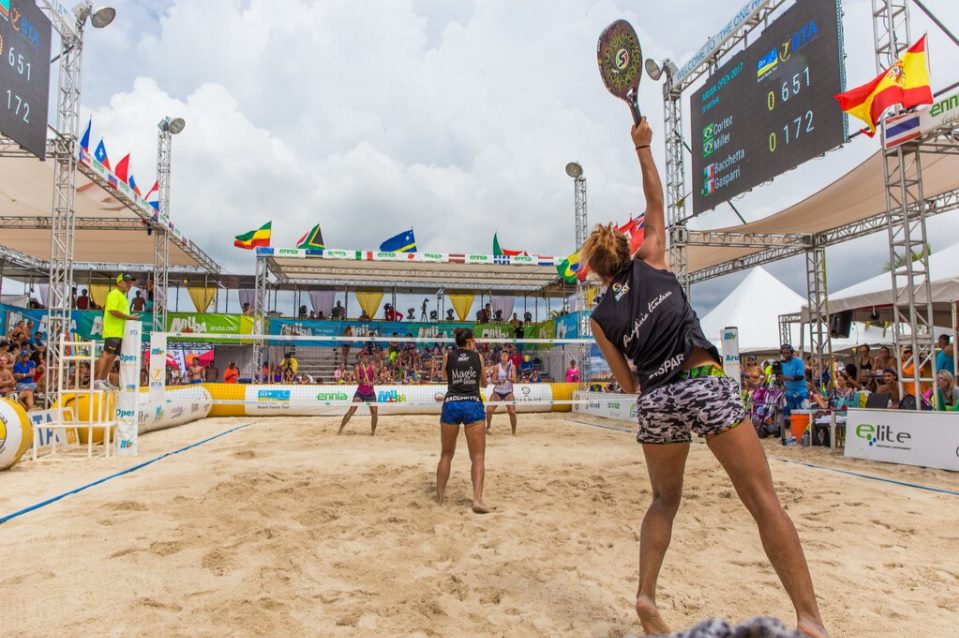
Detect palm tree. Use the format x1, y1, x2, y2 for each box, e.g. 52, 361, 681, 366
882, 242, 932, 272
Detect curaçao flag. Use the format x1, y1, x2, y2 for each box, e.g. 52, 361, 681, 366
296, 223, 325, 250
835, 35, 933, 137
379, 228, 416, 253
234, 221, 272, 249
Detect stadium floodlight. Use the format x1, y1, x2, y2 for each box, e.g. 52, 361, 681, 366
75, 2, 116, 29
646, 58, 678, 82
159, 116, 186, 135
90, 6, 116, 28
645, 59, 662, 81
168, 117, 186, 135
565, 162, 583, 179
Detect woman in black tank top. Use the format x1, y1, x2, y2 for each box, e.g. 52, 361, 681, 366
583, 118, 827, 638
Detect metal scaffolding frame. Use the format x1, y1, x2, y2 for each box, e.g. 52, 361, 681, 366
251, 256, 269, 377
804, 244, 832, 377
873, 0, 937, 406
152, 120, 174, 333
45, 7, 85, 407
687, 184, 959, 282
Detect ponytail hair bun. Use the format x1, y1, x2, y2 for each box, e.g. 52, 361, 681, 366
454, 327, 474, 347
581, 223, 631, 281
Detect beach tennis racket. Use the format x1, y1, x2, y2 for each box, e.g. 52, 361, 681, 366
597, 19, 644, 125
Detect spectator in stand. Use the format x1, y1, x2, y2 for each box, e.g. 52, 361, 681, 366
224, 361, 239, 384
13, 350, 37, 393
188, 359, 204, 384
936, 334, 955, 375
842, 363, 862, 392
876, 369, 900, 408
565, 360, 580, 383
1, 353, 34, 410
31, 351, 46, 394
334, 365, 345, 383
316, 311, 325, 320
242, 303, 253, 316
205, 362, 219, 382
925, 370, 959, 411
874, 345, 896, 373
331, 301, 346, 320
131, 290, 147, 313
900, 345, 932, 399
282, 352, 299, 375
529, 369, 541, 383
76, 288, 90, 310
854, 345, 874, 389
778, 344, 807, 416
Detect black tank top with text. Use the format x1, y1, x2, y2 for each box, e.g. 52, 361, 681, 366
590, 259, 719, 392
444, 348, 483, 401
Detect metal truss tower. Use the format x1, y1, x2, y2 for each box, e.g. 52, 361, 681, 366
153, 122, 173, 333
804, 244, 832, 381
872, 0, 936, 405
664, 82, 689, 297
252, 254, 269, 378
45, 14, 85, 405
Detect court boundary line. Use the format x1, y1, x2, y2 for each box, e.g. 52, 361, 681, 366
561, 417, 959, 497
0, 420, 259, 526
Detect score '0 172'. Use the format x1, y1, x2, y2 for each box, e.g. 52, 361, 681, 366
769, 110, 814, 152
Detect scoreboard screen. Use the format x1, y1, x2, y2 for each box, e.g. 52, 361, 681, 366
0, 0, 52, 160
690, 0, 845, 216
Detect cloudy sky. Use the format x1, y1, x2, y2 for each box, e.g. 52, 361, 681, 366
67, 0, 959, 316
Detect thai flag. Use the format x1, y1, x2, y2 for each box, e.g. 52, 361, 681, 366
884, 112, 922, 149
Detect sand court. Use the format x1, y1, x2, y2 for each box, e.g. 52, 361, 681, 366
2, 413, 958, 637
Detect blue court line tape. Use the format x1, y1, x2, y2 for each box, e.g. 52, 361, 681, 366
0, 421, 259, 526
771, 457, 959, 497
562, 418, 959, 497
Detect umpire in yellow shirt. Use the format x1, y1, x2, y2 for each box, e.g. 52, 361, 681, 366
95, 274, 140, 389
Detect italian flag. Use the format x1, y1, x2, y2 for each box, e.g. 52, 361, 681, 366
234, 221, 272, 249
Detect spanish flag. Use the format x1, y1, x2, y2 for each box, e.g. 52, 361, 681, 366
835, 35, 933, 137
234, 221, 272, 249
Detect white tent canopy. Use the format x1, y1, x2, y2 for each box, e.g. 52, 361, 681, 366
699, 267, 804, 353
825, 242, 959, 323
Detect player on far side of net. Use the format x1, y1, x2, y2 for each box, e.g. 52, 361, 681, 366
485, 347, 518, 435
337, 351, 379, 436
436, 328, 489, 514
583, 118, 828, 638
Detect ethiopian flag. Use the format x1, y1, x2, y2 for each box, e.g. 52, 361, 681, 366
234, 222, 271, 249
835, 35, 933, 137
296, 223, 324, 250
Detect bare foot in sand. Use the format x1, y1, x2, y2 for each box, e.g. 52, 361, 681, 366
798, 619, 830, 638
436, 495, 445, 505
471, 500, 490, 514
636, 595, 670, 635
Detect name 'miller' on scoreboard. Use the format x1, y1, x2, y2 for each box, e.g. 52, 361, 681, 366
690, 0, 846, 216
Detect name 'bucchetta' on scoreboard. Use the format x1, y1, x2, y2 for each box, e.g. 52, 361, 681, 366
690, 0, 846, 216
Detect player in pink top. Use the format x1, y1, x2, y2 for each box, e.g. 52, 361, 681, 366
337, 351, 379, 435
565, 360, 581, 383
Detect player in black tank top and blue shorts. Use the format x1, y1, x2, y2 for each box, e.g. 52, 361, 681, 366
436, 328, 489, 514
584, 118, 827, 638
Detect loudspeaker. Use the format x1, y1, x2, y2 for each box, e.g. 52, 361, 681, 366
829, 311, 852, 338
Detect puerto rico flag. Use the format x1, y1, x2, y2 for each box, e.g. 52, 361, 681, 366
94, 139, 111, 170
